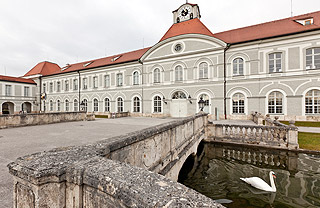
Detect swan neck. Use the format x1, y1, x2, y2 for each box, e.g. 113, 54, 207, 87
269, 172, 276, 191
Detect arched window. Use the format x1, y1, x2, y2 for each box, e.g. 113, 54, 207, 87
233, 58, 244, 75
153, 96, 162, 113
154, 68, 160, 83
104, 98, 110, 112
133, 97, 141, 112
268, 91, 283, 114
306, 48, 320, 70
175, 65, 183, 81
82, 99, 88, 112
117, 97, 123, 112
74, 99, 78, 111
305, 89, 320, 114
57, 100, 61, 111
133, 71, 139, 85
65, 100, 69, 112
199, 62, 208, 79
232, 93, 245, 114
269, 53, 282, 73
93, 99, 99, 112
172, 91, 187, 99
50, 100, 54, 111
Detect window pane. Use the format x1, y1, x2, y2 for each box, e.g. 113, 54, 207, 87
306, 49, 312, 55
314, 48, 320, 54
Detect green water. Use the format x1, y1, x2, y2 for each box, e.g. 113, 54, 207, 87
180, 143, 320, 208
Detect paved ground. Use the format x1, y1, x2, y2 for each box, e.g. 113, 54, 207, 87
0, 117, 177, 208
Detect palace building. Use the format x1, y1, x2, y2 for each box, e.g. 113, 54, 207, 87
1, 3, 320, 120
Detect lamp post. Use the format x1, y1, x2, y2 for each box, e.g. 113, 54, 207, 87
198, 97, 205, 112
80, 101, 85, 112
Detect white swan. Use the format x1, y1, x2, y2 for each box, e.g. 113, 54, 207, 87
240, 171, 276, 192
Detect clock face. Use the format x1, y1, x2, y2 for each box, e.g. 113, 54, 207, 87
178, 5, 192, 21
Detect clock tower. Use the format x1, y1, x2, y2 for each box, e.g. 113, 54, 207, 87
173, 3, 201, 24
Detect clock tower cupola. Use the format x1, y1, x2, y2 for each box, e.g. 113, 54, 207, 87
173, 3, 201, 24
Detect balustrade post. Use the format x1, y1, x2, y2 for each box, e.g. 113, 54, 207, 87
287, 120, 299, 150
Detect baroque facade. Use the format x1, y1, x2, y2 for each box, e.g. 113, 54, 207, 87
2, 3, 320, 120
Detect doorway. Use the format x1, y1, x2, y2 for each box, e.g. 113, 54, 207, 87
170, 91, 188, 117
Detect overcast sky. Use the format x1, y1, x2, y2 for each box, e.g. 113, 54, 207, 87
1, 0, 319, 77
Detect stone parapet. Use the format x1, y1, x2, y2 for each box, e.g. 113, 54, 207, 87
8, 113, 223, 208
0, 112, 95, 128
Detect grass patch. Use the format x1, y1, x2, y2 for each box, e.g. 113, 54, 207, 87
280, 120, 320, 127
298, 132, 320, 151
95, 115, 109, 119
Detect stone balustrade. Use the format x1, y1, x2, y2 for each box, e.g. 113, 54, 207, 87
206, 121, 299, 150
252, 111, 264, 125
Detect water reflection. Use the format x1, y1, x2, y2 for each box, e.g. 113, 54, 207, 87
180, 143, 320, 208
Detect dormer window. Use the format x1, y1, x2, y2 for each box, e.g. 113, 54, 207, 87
83, 62, 93, 67
61, 65, 70, 71
295, 18, 313, 26
112, 56, 121, 62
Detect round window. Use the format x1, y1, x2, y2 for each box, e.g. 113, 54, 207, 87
174, 44, 182, 52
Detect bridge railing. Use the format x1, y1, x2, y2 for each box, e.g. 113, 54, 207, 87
8, 113, 223, 208
206, 121, 299, 150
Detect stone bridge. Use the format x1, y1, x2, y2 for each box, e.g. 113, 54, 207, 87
8, 113, 223, 208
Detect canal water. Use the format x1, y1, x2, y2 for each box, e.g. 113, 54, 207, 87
179, 143, 320, 208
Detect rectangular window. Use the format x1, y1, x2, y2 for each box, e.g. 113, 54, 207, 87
24, 87, 29, 97
73, 79, 78, 90
269, 53, 282, 73
116, 73, 123, 86
83, 78, 88, 89
5, 85, 11, 96
306, 48, 320, 70
57, 81, 61, 92
93, 76, 98, 88
49, 82, 53, 93
104, 75, 110, 87
65, 80, 69, 91
43, 83, 46, 93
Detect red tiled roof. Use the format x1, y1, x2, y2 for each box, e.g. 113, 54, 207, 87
24, 61, 61, 77
49, 47, 150, 76
213, 10, 320, 44
160, 18, 214, 42
0, 75, 36, 84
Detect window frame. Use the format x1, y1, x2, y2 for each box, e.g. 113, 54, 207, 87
116, 73, 123, 87
306, 48, 320, 70
133, 71, 140, 85
232, 58, 244, 76
93, 98, 99, 112
73, 79, 78, 91
65, 100, 69, 112
57, 81, 61, 92
269, 52, 282, 73
24, 86, 29, 97
232, 93, 245, 114
65, 80, 69, 91
117, 97, 124, 112
305, 89, 320, 114
268, 91, 283, 114
74, 99, 79, 112
104, 75, 110, 88
83, 78, 88, 90
199, 62, 209, 79
133, 96, 141, 113
104, 98, 110, 112
153, 95, 162, 113
174, 65, 183, 81
5, 85, 12, 96
153, 68, 161, 83
93, 76, 98, 89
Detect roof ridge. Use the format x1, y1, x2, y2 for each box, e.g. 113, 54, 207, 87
214, 10, 320, 35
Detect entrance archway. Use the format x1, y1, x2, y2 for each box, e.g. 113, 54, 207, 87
2, 102, 14, 114
22, 102, 32, 113
170, 91, 188, 117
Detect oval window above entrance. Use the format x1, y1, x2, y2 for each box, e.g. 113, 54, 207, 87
172, 91, 187, 99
